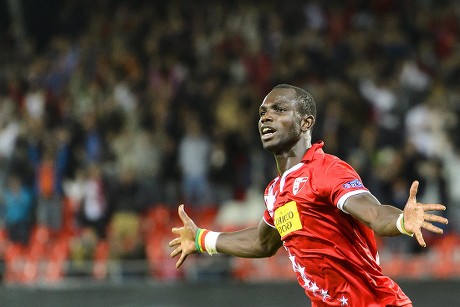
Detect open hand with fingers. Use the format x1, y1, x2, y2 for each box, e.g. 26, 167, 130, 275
169, 204, 199, 269
402, 181, 449, 247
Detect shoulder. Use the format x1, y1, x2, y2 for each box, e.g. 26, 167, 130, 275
311, 154, 362, 188
264, 176, 279, 192
311, 151, 348, 172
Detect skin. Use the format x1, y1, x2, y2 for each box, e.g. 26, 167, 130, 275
169, 87, 448, 269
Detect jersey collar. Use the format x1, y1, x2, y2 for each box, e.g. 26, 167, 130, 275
301, 141, 324, 162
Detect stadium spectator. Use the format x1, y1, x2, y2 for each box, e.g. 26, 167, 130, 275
108, 166, 144, 261
35, 149, 64, 232
3, 174, 34, 245
178, 115, 211, 206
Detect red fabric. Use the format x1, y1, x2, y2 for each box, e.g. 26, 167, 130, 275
263, 141, 411, 306
38, 161, 55, 197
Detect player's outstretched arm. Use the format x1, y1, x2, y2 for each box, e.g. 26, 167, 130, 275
344, 181, 448, 247
169, 205, 282, 269
217, 218, 282, 258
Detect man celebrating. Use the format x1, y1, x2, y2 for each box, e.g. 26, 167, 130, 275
169, 84, 448, 306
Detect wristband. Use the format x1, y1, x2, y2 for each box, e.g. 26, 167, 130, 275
396, 213, 414, 237
195, 229, 201, 252
204, 231, 220, 255
195, 228, 206, 252
195, 228, 220, 255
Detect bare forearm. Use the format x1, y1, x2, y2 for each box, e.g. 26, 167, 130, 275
344, 193, 402, 236
216, 228, 267, 257
216, 221, 282, 258
367, 205, 402, 236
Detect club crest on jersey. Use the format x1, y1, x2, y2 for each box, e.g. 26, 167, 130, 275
293, 177, 308, 195
343, 179, 364, 189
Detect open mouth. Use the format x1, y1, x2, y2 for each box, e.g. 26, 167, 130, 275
261, 126, 276, 140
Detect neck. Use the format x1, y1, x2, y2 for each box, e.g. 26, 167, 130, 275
274, 138, 311, 175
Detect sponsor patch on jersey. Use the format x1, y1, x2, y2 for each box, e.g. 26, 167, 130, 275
293, 177, 308, 195
343, 179, 364, 189
274, 201, 302, 237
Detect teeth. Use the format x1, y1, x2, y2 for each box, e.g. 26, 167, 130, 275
262, 127, 274, 134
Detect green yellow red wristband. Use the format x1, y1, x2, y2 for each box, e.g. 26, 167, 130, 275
200, 229, 209, 252
195, 228, 209, 253
195, 228, 202, 252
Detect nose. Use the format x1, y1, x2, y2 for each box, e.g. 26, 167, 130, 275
260, 112, 272, 123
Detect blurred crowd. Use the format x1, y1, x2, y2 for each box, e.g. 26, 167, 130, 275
0, 0, 460, 283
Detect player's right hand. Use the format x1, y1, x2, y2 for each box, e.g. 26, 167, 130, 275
169, 204, 199, 269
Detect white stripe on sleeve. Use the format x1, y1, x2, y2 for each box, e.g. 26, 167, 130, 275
337, 190, 371, 213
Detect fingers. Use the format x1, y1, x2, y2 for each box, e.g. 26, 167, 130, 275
169, 237, 180, 247
420, 203, 447, 212
176, 254, 187, 269
171, 246, 182, 258
421, 221, 444, 234
408, 181, 419, 201
178, 204, 191, 224
423, 213, 448, 225
414, 230, 426, 247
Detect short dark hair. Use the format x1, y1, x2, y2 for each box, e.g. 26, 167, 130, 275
273, 84, 316, 118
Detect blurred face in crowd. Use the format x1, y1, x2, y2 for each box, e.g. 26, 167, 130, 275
7, 176, 21, 193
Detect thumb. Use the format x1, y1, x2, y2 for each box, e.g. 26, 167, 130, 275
178, 204, 191, 224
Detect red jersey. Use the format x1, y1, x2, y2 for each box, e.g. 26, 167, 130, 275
263, 141, 411, 307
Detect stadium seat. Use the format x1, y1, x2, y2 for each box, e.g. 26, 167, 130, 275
3, 244, 25, 283
232, 258, 258, 280
30, 225, 51, 246
380, 254, 405, 278
404, 254, 427, 279
0, 228, 10, 260
93, 240, 109, 280
194, 205, 219, 229
61, 197, 77, 237
141, 204, 171, 239
431, 233, 460, 278
45, 238, 69, 282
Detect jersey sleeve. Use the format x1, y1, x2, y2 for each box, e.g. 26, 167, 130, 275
319, 158, 369, 212
263, 210, 275, 228
262, 178, 277, 228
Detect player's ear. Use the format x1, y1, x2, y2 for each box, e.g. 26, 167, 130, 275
301, 115, 315, 132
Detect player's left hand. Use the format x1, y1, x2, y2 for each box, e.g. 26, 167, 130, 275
402, 181, 448, 247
